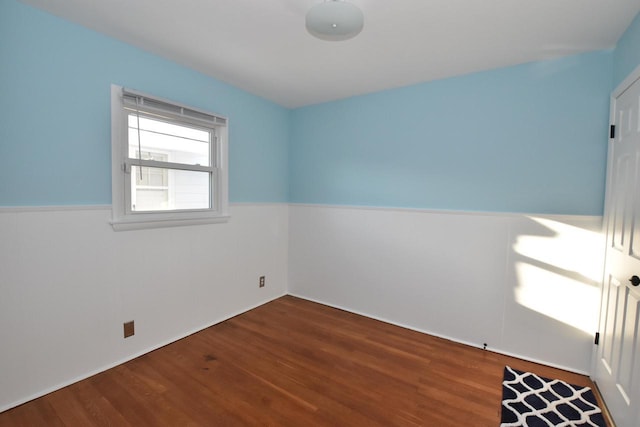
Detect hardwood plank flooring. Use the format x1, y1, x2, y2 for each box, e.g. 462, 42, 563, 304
0, 295, 607, 426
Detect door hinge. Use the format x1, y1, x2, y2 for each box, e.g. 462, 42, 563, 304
594, 332, 600, 345
610, 125, 615, 139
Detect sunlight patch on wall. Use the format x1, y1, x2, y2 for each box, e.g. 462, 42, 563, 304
514, 262, 600, 333
513, 217, 604, 334
514, 217, 603, 282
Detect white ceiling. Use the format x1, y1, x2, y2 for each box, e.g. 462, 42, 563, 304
20, 0, 640, 108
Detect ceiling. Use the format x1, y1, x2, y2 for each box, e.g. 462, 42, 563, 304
20, 0, 640, 108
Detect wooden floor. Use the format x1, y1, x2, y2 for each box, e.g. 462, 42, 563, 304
0, 296, 606, 426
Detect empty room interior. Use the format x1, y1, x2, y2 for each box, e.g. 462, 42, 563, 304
2, 0, 640, 425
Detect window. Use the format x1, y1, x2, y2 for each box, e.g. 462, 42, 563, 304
111, 85, 228, 230
133, 151, 169, 211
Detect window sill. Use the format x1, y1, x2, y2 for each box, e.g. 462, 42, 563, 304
110, 213, 230, 231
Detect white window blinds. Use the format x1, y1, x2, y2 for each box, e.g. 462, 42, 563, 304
122, 88, 227, 129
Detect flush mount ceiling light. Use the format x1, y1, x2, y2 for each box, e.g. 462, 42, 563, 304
306, 0, 364, 41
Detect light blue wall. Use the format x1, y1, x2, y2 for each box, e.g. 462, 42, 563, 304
613, 12, 640, 88
290, 51, 613, 215
1, 1, 630, 214
0, 0, 289, 206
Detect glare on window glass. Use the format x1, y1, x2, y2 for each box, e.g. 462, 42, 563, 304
130, 166, 211, 212
127, 114, 210, 167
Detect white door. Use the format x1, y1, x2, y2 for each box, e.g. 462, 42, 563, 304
595, 72, 640, 427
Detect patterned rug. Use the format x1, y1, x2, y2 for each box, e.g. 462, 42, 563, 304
500, 366, 605, 427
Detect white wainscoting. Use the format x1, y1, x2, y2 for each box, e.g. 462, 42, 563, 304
0, 202, 604, 412
288, 204, 604, 374
0, 203, 288, 412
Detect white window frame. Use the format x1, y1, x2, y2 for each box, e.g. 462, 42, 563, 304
110, 84, 229, 231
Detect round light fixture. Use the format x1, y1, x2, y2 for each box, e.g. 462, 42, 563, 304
305, 0, 364, 41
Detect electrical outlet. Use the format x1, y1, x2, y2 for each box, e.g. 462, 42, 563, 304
124, 321, 135, 338
259, 276, 265, 288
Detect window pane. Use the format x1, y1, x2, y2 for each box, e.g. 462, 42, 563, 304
128, 114, 210, 166
131, 166, 211, 212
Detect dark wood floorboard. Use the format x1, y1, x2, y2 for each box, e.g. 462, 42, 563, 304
0, 295, 606, 426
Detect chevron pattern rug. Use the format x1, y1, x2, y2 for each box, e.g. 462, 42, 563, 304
500, 366, 605, 427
